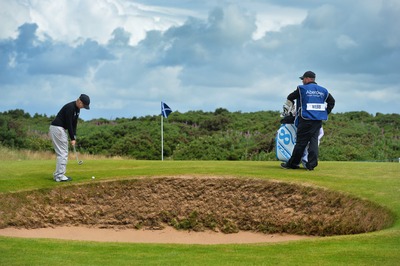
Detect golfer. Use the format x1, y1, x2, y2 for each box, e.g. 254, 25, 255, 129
49, 94, 90, 182
281, 71, 335, 170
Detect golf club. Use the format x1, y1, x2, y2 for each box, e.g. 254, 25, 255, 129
73, 145, 83, 165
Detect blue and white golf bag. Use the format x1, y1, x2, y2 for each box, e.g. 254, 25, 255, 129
276, 100, 297, 162
276, 123, 297, 162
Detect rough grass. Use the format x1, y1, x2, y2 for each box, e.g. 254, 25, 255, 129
0, 145, 124, 161
0, 146, 55, 160
0, 177, 394, 236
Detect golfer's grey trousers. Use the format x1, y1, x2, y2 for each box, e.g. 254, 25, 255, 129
49, 125, 69, 180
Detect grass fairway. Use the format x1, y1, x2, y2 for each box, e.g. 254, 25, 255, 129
0, 159, 399, 265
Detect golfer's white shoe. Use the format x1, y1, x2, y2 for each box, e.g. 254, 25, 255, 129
54, 176, 72, 182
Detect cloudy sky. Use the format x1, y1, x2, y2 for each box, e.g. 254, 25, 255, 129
1, 0, 399, 120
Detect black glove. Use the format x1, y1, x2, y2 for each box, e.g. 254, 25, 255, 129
280, 115, 295, 124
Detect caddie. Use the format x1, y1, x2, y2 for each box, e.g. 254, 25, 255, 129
281, 71, 335, 170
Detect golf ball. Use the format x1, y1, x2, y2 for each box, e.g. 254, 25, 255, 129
92, 176, 95, 179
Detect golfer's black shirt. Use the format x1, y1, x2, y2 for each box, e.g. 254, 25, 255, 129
51, 101, 80, 140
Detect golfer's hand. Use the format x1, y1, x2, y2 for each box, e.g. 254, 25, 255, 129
71, 140, 76, 146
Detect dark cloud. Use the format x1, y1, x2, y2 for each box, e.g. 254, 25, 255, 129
0, 23, 115, 79
254, 1, 400, 79
134, 6, 259, 87
108, 27, 132, 47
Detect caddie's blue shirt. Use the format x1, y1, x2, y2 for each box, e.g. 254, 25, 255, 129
298, 83, 329, 121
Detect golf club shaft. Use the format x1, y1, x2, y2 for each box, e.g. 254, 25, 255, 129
73, 145, 82, 164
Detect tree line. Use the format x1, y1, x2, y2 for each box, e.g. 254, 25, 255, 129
0, 108, 399, 161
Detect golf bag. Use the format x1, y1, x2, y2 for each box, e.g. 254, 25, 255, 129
276, 123, 297, 162
276, 100, 297, 162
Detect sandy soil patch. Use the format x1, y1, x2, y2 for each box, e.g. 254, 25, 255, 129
0, 226, 313, 244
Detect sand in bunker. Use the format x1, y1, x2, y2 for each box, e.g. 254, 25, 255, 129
0, 227, 313, 244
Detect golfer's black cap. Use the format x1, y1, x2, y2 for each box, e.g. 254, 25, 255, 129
79, 94, 90, 110
299, 71, 316, 80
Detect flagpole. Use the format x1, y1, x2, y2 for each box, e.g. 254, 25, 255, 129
161, 114, 164, 161
161, 101, 172, 161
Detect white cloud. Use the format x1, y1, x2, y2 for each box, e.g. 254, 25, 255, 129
253, 8, 306, 39
0, 1, 30, 39
1, 0, 196, 46
336, 35, 358, 49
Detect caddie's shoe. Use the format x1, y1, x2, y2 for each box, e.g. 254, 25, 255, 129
281, 163, 299, 169
304, 162, 314, 171
280, 163, 290, 169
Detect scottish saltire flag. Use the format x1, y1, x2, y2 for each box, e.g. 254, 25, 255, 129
276, 123, 297, 162
161, 102, 172, 118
